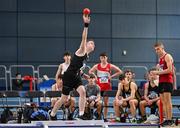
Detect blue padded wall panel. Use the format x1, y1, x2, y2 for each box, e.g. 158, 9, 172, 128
112, 15, 156, 38
0, 0, 17, 11
156, 40, 180, 62
18, 0, 64, 12
66, 0, 111, 13
18, 13, 64, 37
66, 14, 111, 38
112, 39, 157, 63
157, 0, 180, 14
0, 38, 17, 61
66, 38, 112, 62
0, 13, 17, 36
18, 38, 65, 62
157, 16, 180, 39
112, 0, 156, 14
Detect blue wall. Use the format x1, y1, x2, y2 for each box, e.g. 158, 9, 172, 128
0, 0, 180, 84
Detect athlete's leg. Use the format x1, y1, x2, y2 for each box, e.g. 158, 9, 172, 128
103, 96, 109, 118
51, 94, 69, 117
113, 99, 120, 117
164, 92, 172, 120
76, 85, 86, 116
129, 99, 138, 118
139, 100, 148, 117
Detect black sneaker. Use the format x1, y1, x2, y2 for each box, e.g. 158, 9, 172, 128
76, 115, 87, 120
160, 120, 169, 127
168, 120, 175, 127
50, 115, 57, 120
68, 113, 74, 120
48, 110, 57, 120
104, 118, 108, 122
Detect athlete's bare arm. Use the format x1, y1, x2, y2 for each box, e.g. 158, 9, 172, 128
115, 83, 122, 100
152, 54, 173, 75
89, 64, 98, 79
75, 15, 90, 56
110, 64, 122, 79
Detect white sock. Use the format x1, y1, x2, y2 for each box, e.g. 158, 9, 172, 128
79, 111, 84, 116
50, 111, 56, 117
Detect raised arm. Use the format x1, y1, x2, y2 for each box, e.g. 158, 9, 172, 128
75, 15, 90, 56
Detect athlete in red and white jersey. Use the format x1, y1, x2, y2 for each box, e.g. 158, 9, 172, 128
96, 63, 111, 91
151, 42, 175, 127
89, 52, 122, 120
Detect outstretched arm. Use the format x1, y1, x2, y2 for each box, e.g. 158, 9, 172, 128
75, 15, 90, 56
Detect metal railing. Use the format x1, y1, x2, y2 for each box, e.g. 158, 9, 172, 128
0, 64, 179, 91
0, 65, 8, 90
9, 65, 36, 91
37, 65, 59, 80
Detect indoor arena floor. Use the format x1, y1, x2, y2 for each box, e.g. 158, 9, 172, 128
0, 120, 179, 128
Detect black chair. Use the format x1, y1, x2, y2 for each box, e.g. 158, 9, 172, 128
25, 91, 44, 107
45, 91, 61, 98
172, 90, 180, 112
103, 90, 117, 98
25, 91, 44, 98
172, 89, 180, 96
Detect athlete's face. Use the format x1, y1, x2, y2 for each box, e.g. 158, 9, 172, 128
100, 56, 108, 63
87, 41, 95, 52
64, 55, 71, 63
125, 72, 133, 81
149, 71, 158, 81
154, 46, 164, 57
88, 77, 96, 85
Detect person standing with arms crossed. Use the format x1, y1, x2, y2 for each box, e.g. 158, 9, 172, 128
50, 12, 95, 120
151, 42, 175, 126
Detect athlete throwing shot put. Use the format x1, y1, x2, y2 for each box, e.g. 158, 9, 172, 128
50, 9, 95, 120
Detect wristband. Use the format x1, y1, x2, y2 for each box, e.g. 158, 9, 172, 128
84, 23, 89, 28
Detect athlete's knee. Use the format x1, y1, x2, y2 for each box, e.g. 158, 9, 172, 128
77, 86, 86, 97
61, 94, 69, 102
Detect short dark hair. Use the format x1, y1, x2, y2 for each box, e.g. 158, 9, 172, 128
148, 67, 157, 73
99, 52, 107, 57
154, 42, 164, 48
87, 39, 94, 42
63, 52, 71, 57
124, 69, 133, 74
89, 74, 95, 79
119, 74, 126, 81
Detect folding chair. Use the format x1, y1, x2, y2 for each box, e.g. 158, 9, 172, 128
1, 91, 21, 122
70, 91, 79, 119
45, 91, 69, 120
44, 91, 61, 108
25, 91, 44, 107
102, 90, 117, 119
45, 91, 61, 99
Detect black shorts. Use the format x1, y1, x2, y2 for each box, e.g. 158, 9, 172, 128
62, 71, 82, 95
159, 82, 173, 94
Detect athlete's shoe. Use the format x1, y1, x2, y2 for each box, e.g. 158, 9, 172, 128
48, 110, 57, 120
